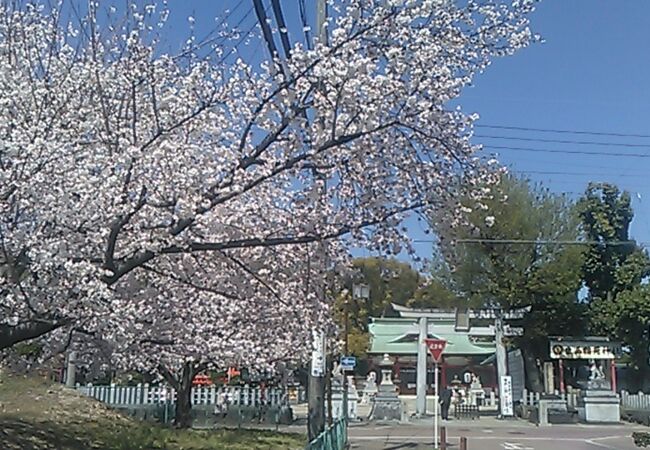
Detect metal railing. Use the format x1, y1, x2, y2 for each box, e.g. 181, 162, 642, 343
305, 418, 348, 450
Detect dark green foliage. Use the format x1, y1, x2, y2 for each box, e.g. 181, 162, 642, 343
577, 183, 645, 300
432, 175, 587, 389
633, 431, 650, 447
340, 257, 423, 331
577, 183, 650, 377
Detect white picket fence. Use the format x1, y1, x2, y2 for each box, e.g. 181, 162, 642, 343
621, 391, 650, 410
76, 383, 301, 407
521, 389, 580, 408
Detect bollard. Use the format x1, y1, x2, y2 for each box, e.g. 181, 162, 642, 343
460, 436, 468, 450
440, 427, 447, 450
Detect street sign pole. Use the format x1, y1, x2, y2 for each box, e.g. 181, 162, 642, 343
424, 338, 447, 450
434, 361, 439, 450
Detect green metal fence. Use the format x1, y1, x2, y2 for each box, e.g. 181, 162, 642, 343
305, 419, 348, 450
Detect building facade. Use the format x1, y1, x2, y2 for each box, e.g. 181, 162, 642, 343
368, 304, 497, 395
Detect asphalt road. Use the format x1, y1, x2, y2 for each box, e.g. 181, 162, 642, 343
348, 418, 648, 450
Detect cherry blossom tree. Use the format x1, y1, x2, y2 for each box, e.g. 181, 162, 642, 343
1, 0, 538, 426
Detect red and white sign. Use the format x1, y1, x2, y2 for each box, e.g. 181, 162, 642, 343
424, 338, 447, 363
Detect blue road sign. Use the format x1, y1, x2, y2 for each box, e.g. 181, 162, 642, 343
340, 356, 356, 371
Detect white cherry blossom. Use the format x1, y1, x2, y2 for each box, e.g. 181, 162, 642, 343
0, 0, 538, 425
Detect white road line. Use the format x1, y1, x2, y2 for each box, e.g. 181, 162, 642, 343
589, 435, 629, 441
503, 443, 534, 450
585, 440, 617, 449
585, 435, 631, 450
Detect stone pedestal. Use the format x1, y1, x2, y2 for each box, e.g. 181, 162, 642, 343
581, 389, 620, 423
538, 395, 568, 426
330, 375, 359, 420
576, 379, 620, 423
370, 354, 402, 421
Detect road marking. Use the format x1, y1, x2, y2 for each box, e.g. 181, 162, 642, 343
585, 435, 630, 450
503, 443, 534, 450
589, 435, 628, 441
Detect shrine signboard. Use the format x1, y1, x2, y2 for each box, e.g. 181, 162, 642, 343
549, 339, 621, 360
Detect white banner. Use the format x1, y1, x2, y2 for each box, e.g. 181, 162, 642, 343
499, 375, 514, 417
310, 330, 325, 377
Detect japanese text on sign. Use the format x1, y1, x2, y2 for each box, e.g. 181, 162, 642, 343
549, 340, 620, 360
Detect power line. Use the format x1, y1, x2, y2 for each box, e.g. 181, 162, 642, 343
175, 3, 252, 60
298, 0, 312, 50
531, 179, 650, 190
253, 0, 281, 61
271, 0, 292, 60
412, 238, 650, 247
476, 135, 650, 149
507, 158, 649, 172
457, 238, 639, 246
515, 170, 649, 179
484, 145, 650, 158
476, 124, 650, 139
216, 3, 269, 64
195, 0, 246, 48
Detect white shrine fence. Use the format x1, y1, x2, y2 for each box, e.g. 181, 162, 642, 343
621, 391, 650, 411
520, 389, 580, 408
76, 383, 306, 408
520, 389, 650, 411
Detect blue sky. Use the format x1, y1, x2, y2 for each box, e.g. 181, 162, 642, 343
463, 1, 650, 242
159, 1, 650, 260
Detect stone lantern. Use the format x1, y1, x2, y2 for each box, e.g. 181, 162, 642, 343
370, 353, 402, 421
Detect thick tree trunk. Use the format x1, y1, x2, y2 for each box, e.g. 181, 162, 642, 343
174, 362, 195, 429
522, 347, 543, 392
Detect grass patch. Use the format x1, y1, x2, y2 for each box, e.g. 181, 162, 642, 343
0, 373, 305, 450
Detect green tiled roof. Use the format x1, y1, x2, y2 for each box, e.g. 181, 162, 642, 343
368, 317, 495, 356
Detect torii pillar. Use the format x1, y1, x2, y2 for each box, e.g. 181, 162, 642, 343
416, 317, 428, 416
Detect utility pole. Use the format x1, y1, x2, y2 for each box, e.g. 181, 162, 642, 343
316, 0, 328, 45
308, 178, 328, 438
308, 328, 326, 440
342, 294, 349, 423
308, 0, 329, 440
251, 0, 331, 440
344, 298, 349, 357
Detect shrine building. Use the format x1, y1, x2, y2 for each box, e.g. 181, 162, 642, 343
368, 304, 499, 395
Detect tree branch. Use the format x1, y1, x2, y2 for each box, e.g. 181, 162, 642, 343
0, 319, 69, 350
